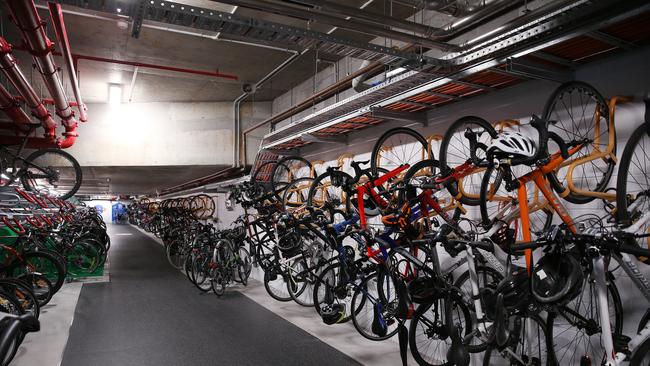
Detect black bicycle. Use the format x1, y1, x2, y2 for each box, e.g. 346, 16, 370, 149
0, 129, 82, 200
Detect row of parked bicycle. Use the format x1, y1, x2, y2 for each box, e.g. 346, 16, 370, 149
129, 198, 252, 296
133, 81, 650, 365
0, 187, 108, 365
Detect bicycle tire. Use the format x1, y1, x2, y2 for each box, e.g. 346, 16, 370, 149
630, 333, 650, 366
616, 124, 650, 224
371, 127, 431, 178
543, 81, 614, 204
350, 269, 400, 341
546, 274, 623, 365
20, 148, 82, 200
482, 313, 553, 365
16, 251, 66, 295
408, 292, 474, 366
439, 116, 498, 206
307, 170, 355, 215
270, 156, 312, 200
0, 278, 40, 319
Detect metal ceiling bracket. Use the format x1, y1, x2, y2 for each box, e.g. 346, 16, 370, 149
531, 51, 578, 68
370, 107, 428, 126
505, 58, 573, 82
587, 30, 637, 51
300, 133, 347, 145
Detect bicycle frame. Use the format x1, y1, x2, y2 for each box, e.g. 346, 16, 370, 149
488, 143, 650, 365
357, 164, 410, 229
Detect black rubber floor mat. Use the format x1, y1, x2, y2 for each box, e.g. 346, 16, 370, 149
61, 225, 360, 366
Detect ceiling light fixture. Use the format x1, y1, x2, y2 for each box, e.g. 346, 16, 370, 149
108, 84, 122, 105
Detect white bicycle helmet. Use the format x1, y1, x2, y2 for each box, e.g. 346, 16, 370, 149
487, 132, 537, 159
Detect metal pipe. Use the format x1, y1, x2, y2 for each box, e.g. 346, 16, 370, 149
6, 0, 78, 147
214, 0, 458, 51
292, 0, 440, 36
73, 54, 239, 81
0, 84, 32, 130
242, 61, 385, 135
0, 37, 57, 139
48, 2, 87, 122
234, 49, 305, 167
163, 47, 305, 195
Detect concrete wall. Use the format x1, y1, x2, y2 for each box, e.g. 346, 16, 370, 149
67, 101, 271, 166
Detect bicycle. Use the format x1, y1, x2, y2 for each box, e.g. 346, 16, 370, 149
0, 126, 82, 200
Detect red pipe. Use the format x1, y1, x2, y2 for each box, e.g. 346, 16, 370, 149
6, 0, 78, 148
13, 96, 79, 107
0, 85, 32, 131
48, 2, 87, 122
0, 135, 60, 148
13, 44, 239, 82
72, 54, 239, 81
0, 37, 57, 139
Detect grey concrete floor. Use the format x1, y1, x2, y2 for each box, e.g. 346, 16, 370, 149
12, 283, 83, 366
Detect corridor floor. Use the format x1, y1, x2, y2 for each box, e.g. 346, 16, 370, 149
61, 224, 360, 366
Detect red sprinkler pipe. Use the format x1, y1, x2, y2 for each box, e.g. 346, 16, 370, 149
0, 84, 32, 131
6, 0, 78, 148
48, 2, 87, 122
0, 37, 57, 139
72, 55, 239, 81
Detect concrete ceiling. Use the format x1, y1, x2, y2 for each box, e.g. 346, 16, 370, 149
0, 0, 419, 104
80, 165, 229, 195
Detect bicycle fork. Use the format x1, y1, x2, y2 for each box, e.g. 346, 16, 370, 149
592, 252, 618, 365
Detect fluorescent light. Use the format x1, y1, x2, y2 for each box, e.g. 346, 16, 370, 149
108, 84, 122, 105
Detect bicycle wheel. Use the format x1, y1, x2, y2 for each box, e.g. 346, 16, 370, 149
546, 275, 622, 366
398, 159, 462, 222
453, 266, 503, 352
210, 268, 225, 297
350, 269, 400, 341
479, 165, 553, 241
543, 81, 614, 204
482, 313, 552, 365
0, 278, 39, 319
264, 264, 293, 302
166, 238, 186, 270
287, 258, 315, 307
307, 170, 354, 214
282, 177, 314, 211
66, 241, 102, 277
312, 262, 365, 323
439, 116, 498, 206
270, 156, 312, 200
409, 292, 474, 366
630, 333, 650, 366
20, 148, 82, 200
15, 251, 66, 294
616, 124, 650, 263
16, 273, 53, 307
235, 246, 252, 286
371, 127, 431, 178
